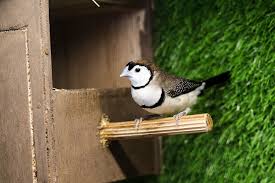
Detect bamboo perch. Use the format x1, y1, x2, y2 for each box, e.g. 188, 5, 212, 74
99, 113, 213, 146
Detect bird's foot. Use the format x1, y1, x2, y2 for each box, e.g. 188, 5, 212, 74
134, 117, 143, 130
173, 108, 191, 125
134, 114, 161, 130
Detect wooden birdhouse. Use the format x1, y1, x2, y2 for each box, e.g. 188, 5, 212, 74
0, 0, 212, 182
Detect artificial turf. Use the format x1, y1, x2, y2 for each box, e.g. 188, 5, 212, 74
153, 0, 275, 182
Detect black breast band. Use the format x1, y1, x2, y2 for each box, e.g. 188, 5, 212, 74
141, 89, 165, 109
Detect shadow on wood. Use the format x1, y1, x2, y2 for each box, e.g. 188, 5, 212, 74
109, 141, 139, 177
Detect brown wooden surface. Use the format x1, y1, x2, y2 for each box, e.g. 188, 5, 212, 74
0, 29, 34, 183
0, 0, 52, 182
100, 114, 213, 144
52, 88, 161, 183
51, 3, 152, 89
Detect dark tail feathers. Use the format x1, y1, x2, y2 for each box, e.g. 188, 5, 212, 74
203, 71, 230, 88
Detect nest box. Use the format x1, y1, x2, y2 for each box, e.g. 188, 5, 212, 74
0, 0, 212, 182
0, 0, 160, 182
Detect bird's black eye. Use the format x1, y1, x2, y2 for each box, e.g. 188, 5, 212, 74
135, 68, 140, 72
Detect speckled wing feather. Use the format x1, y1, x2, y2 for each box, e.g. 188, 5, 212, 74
160, 74, 203, 98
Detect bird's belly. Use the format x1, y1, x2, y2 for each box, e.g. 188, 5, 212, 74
144, 90, 199, 115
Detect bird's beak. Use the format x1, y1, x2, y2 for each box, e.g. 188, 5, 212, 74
120, 67, 129, 77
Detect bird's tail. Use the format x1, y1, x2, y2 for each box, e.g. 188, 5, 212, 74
203, 71, 230, 88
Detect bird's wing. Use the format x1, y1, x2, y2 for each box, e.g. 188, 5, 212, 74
161, 75, 203, 98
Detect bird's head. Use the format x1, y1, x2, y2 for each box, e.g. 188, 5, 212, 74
120, 59, 157, 88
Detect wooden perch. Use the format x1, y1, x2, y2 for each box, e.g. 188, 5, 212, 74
99, 113, 213, 146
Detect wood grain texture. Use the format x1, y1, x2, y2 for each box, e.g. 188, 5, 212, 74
0, 30, 33, 183
51, 5, 152, 89
100, 114, 213, 144
0, 0, 53, 182
52, 88, 160, 183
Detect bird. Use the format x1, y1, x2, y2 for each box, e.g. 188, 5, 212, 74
120, 59, 230, 128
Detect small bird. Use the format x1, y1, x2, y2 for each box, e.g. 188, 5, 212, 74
120, 59, 229, 128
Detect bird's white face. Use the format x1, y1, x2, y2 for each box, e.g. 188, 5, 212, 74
120, 62, 153, 88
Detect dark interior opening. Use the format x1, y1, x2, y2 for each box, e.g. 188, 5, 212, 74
49, 0, 151, 89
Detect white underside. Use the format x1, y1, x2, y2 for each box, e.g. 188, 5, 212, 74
131, 84, 163, 107
131, 83, 205, 115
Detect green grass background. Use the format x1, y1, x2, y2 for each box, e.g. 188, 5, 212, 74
120, 0, 275, 182
153, 0, 275, 182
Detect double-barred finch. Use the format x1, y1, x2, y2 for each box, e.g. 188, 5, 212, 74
120, 59, 230, 128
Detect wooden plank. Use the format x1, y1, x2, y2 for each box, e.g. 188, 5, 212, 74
0, 30, 33, 183
0, 0, 53, 182
52, 88, 160, 183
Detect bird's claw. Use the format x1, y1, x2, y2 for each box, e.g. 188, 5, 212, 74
173, 113, 185, 125
173, 108, 191, 125
134, 117, 143, 130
